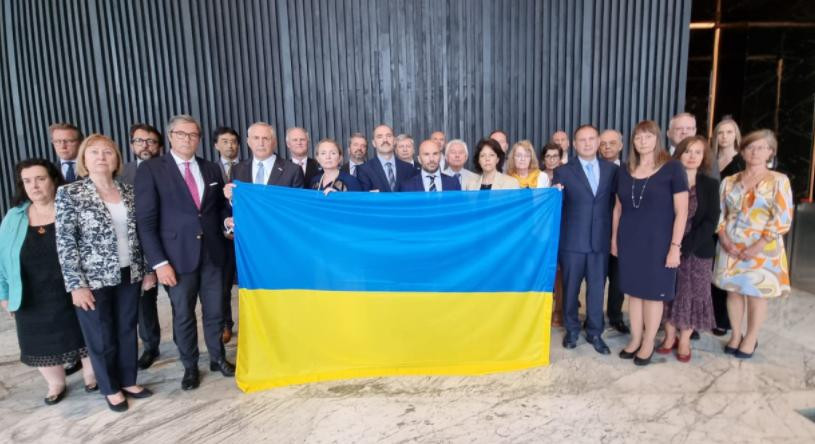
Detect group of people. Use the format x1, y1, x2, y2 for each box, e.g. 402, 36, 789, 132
0, 111, 793, 413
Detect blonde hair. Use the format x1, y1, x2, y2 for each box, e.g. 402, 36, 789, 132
628, 120, 671, 173
711, 118, 742, 156
506, 140, 540, 174
76, 134, 124, 178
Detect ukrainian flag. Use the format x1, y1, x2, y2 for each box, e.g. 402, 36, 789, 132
232, 184, 561, 392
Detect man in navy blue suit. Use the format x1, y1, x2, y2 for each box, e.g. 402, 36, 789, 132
553, 124, 618, 354
399, 140, 461, 192
135, 114, 235, 390
357, 124, 417, 191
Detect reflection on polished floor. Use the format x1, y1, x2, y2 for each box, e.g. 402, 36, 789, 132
1, 288, 814, 443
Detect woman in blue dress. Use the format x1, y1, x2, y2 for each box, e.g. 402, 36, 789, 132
612, 120, 689, 365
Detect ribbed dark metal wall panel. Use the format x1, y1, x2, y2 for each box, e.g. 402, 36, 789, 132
0, 0, 691, 214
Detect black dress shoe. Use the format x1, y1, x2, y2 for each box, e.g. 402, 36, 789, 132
690, 330, 700, 340
634, 351, 654, 366
181, 367, 200, 390
106, 396, 129, 412
64, 360, 82, 376
609, 321, 630, 334
84, 383, 99, 393
122, 387, 153, 399
562, 333, 579, 349
210, 359, 236, 377
44, 386, 67, 405
586, 336, 611, 355
137, 350, 159, 370
712, 328, 728, 336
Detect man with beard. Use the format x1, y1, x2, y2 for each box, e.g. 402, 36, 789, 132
398, 140, 460, 192
357, 124, 417, 192
119, 123, 165, 369
341, 132, 368, 177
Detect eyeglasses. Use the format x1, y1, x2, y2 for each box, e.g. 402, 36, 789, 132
172, 130, 200, 140
53, 139, 79, 145
743, 144, 771, 152
132, 138, 160, 146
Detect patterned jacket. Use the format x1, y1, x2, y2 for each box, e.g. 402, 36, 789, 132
55, 178, 147, 291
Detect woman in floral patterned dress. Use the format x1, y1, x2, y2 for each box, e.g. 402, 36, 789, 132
713, 129, 794, 359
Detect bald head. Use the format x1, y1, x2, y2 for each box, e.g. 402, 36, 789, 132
417, 140, 442, 173
599, 129, 623, 162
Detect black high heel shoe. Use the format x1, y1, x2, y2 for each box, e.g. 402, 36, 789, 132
633, 351, 654, 366
44, 386, 67, 405
619, 347, 640, 360
106, 395, 129, 413
735, 340, 758, 359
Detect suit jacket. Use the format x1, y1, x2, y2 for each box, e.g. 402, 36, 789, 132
119, 161, 139, 186
553, 158, 618, 254
398, 172, 461, 192
303, 157, 322, 188
231, 156, 305, 188
135, 154, 231, 274
357, 156, 418, 192
216, 158, 240, 183
0, 203, 32, 311
309, 171, 363, 191
55, 179, 147, 290
462, 172, 520, 190
682, 173, 720, 259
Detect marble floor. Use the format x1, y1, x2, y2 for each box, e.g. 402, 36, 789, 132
1, 289, 814, 444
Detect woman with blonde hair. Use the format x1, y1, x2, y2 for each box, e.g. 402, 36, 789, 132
714, 129, 793, 359
55, 134, 155, 412
612, 120, 689, 366
507, 140, 550, 188
712, 118, 743, 179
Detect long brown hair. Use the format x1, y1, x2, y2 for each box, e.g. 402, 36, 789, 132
672, 135, 712, 174
628, 120, 671, 173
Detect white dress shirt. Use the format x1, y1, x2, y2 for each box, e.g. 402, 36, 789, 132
252, 155, 277, 184
170, 151, 204, 202
422, 170, 442, 192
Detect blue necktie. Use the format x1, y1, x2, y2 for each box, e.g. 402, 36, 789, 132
255, 161, 265, 184
64, 161, 76, 182
386, 162, 396, 191
585, 162, 598, 196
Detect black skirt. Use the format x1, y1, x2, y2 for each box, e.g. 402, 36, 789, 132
15, 223, 87, 367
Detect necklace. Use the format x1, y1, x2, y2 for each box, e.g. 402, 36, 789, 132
631, 175, 650, 209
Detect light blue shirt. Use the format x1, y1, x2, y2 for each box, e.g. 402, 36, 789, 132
577, 156, 600, 195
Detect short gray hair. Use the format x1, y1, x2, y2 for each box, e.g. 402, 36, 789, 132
285, 126, 309, 142
166, 114, 201, 135
395, 133, 414, 146
247, 121, 276, 138
445, 139, 469, 159
668, 112, 696, 129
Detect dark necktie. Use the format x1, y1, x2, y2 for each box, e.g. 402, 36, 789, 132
454, 173, 461, 185
64, 161, 76, 182
225, 161, 235, 182
427, 175, 437, 192
386, 163, 396, 191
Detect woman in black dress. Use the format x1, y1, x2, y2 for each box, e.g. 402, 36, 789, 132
310, 138, 362, 193
0, 159, 96, 405
612, 121, 689, 366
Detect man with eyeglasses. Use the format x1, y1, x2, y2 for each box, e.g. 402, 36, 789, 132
211, 126, 240, 345
117, 123, 166, 370
135, 114, 235, 390
49, 122, 83, 183
667, 112, 697, 155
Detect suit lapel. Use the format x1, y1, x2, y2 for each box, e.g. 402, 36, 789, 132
371, 157, 390, 191
199, 158, 212, 206
571, 159, 594, 196
267, 157, 285, 185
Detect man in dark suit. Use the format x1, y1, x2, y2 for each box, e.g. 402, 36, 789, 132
340, 132, 368, 177
49, 122, 83, 183
399, 140, 461, 192
211, 126, 240, 344
286, 127, 321, 187
119, 123, 165, 369
553, 124, 618, 355
135, 114, 234, 390
357, 124, 417, 192
229, 122, 304, 188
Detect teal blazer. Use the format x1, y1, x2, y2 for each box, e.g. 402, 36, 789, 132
0, 202, 31, 311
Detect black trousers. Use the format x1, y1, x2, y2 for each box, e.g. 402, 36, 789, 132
167, 250, 225, 369
711, 285, 731, 330
222, 239, 236, 330
606, 254, 625, 324
138, 285, 161, 353
75, 267, 140, 396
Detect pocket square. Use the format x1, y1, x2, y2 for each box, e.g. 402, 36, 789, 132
209, 182, 219, 186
